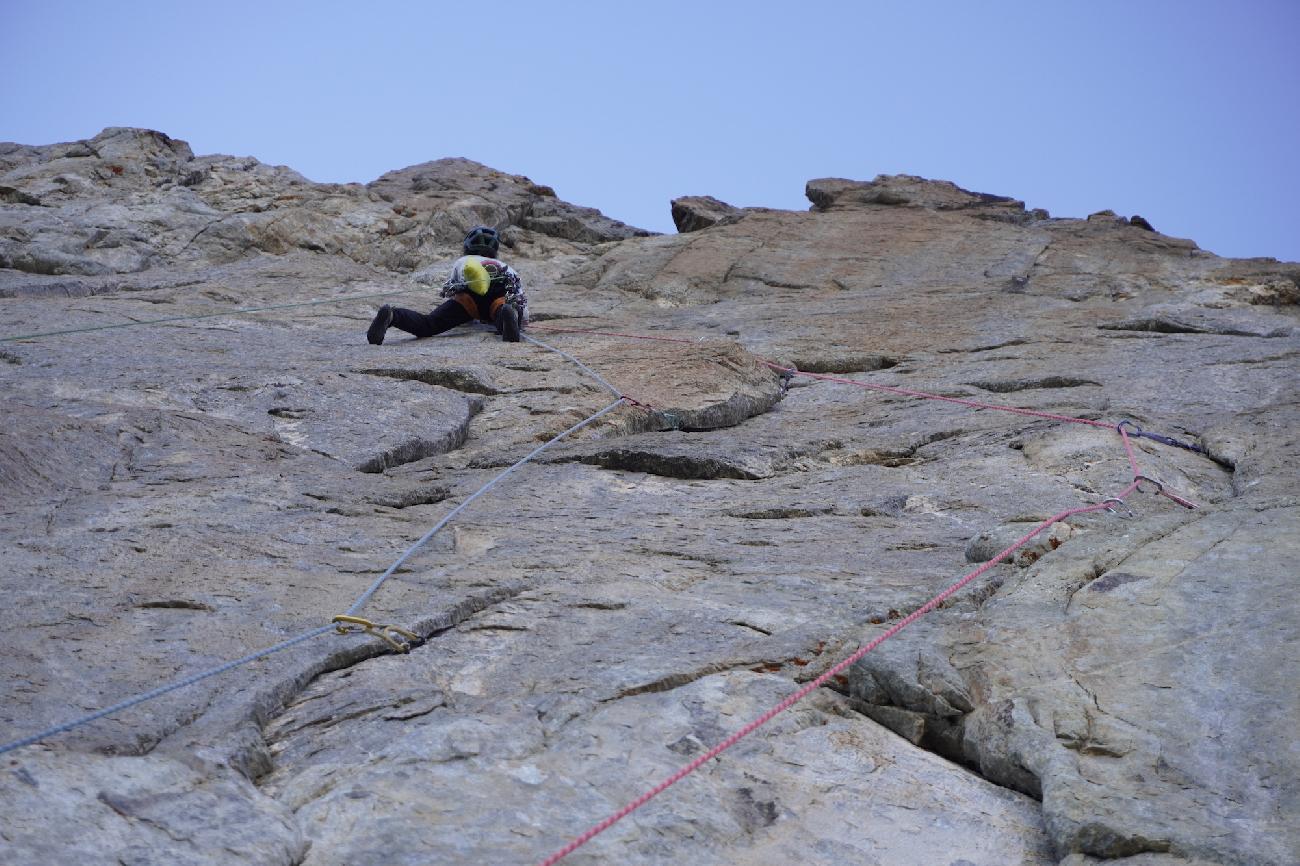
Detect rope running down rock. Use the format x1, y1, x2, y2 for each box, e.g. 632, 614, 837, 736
534, 488, 1143, 866
0, 340, 635, 755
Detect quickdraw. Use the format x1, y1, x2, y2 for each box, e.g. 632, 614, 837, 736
331, 615, 422, 653
1117, 419, 1208, 455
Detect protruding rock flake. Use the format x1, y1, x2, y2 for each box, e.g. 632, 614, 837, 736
670, 195, 747, 233
1, 128, 1297, 866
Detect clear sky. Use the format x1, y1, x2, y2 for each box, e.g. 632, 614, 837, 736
2, 1, 1297, 262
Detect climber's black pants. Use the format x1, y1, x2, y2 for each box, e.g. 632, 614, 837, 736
389, 293, 510, 338
389, 297, 473, 338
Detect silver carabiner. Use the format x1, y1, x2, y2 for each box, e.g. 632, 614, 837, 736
1116, 419, 1143, 435
1133, 474, 1164, 495
1101, 497, 1135, 520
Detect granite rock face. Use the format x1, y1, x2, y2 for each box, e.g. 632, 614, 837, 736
671, 194, 747, 233
1, 128, 1297, 866
0, 127, 650, 292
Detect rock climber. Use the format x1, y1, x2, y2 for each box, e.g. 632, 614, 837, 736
367, 225, 527, 345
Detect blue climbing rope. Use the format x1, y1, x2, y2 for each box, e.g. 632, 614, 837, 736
346, 395, 627, 613
0, 339, 631, 754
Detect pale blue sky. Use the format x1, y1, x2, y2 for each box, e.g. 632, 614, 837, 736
3, 1, 1297, 262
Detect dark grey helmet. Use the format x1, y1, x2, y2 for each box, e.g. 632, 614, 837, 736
463, 226, 500, 257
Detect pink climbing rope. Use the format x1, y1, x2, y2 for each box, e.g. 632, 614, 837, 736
527, 325, 1199, 862
535, 490, 1135, 866
531, 324, 1112, 429
778, 368, 1195, 509
1118, 425, 1199, 510
532, 325, 1199, 508
775, 364, 1202, 506
530, 324, 699, 345
1119, 422, 1144, 476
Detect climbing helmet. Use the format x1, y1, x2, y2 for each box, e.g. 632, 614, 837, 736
463, 225, 500, 257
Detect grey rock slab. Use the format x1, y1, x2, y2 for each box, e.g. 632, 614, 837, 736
2, 129, 1298, 865
563, 337, 785, 429
852, 501, 1300, 865
0, 400, 126, 496
0, 748, 305, 866
195, 372, 481, 472
1035, 504, 1300, 864
258, 670, 1053, 866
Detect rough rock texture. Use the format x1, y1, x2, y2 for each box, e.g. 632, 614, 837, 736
0, 127, 650, 291
671, 195, 748, 233
2, 129, 1298, 866
806, 174, 1045, 223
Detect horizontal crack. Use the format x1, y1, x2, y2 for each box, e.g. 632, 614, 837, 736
968, 376, 1101, 393
1100, 317, 1288, 338
231, 583, 530, 781
360, 367, 502, 396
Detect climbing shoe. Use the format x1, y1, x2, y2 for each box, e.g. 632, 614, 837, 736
497, 302, 520, 343
367, 305, 393, 345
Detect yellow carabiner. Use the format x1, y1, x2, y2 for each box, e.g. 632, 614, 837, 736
331, 615, 421, 653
